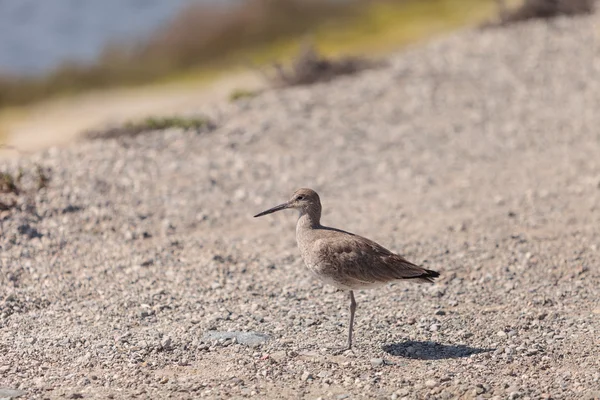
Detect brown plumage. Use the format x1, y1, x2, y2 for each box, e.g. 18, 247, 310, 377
254, 188, 440, 349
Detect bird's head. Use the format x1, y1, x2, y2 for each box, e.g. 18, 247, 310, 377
254, 188, 321, 218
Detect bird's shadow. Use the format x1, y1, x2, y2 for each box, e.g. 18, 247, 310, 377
382, 340, 493, 360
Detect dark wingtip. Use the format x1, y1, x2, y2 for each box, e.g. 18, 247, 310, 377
425, 269, 440, 278
403, 268, 440, 283
421, 269, 440, 283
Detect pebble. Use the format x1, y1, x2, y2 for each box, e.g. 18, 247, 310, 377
301, 371, 313, 381
370, 358, 384, 367
473, 385, 485, 394
425, 379, 438, 388
525, 348, 538, 356
270, 351, 287, 362
317, 371, 330, 379
160, 337, 172, 349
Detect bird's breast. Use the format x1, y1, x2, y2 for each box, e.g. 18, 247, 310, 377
296, 239, 348, 289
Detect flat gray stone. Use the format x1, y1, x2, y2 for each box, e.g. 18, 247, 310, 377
0, 388, 27, 399
203, 331, 270, 346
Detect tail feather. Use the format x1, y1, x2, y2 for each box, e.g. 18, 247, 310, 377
404, 268, 440, 283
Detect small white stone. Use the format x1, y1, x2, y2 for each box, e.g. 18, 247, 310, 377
301, 371, 313, 381
425, 379, 438, 388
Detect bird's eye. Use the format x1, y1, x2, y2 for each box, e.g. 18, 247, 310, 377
297, 196, 304, 200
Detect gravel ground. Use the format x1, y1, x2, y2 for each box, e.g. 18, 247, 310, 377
1, 14, 600, 400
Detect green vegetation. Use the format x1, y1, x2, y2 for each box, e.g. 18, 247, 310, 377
0, 0, 519, 109
229, 89, 260, 102
0, 165, 51, 210
123, 116, 212, 132
0, 172, 18, 194
86, 116, 215, 140
35, 165, 50, 190
268, 41, 381, 87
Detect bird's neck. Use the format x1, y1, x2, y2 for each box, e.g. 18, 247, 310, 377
297, 209, 321, 230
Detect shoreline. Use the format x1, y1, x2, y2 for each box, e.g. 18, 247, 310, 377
0, 71, 263, 158
0, 0, 510, 157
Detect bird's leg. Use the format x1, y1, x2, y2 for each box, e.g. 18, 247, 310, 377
347, 290, 357, 350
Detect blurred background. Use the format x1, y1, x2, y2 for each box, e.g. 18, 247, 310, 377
0, 0, 591, 151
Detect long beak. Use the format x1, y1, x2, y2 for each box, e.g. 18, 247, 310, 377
254, 202, 290, 218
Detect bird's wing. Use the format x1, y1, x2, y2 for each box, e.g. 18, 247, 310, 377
314, 233, 435, 285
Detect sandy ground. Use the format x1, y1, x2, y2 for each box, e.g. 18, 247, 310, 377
1, 13, 600, 400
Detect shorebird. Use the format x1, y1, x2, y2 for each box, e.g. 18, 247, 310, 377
254, 188, 440, 349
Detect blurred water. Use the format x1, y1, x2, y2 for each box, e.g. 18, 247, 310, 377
0, 0, 221, 76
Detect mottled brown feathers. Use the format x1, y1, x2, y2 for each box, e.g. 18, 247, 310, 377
307, 229, 439, 288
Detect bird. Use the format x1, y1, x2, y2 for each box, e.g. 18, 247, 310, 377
254, 188, 440, 350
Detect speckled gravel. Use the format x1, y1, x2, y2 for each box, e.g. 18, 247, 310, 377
1, 14, 600, 400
